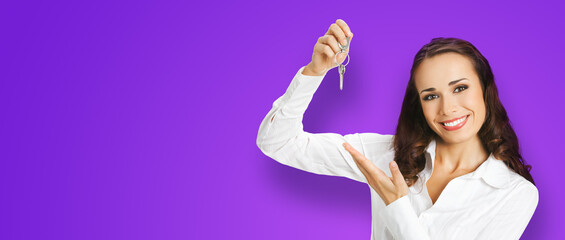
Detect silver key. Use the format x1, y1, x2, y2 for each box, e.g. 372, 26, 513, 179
339, 64, 345, 90
336, 37, 350, 91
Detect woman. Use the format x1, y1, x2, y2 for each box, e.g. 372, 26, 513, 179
256, 19, 538, 240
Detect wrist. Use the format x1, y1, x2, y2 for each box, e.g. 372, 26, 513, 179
303, 63, 325, 76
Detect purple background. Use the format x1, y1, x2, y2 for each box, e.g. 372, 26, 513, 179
2, 0, 564, 239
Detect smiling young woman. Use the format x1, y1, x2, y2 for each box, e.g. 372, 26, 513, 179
394, 39, 534, 189
257, 19, 538, 240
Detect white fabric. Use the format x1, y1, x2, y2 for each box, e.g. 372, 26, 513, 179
256, 66, 539, 240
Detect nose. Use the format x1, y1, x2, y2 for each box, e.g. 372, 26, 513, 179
440, 95, 458, 115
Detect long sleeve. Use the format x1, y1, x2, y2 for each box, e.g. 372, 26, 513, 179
378, 195, 431, 240
378, 181, 539, 240
256, 66, 394, 184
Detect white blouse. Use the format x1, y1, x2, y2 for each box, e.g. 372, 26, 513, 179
256, 66, 539, 240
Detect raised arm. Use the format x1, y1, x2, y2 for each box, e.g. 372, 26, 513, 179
256, 65, 394, 183
256, 19, 394, 183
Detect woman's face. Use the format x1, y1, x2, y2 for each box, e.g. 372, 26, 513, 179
414, 52, 486, 144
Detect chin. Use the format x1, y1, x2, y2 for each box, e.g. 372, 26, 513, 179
438, 134, 475, 144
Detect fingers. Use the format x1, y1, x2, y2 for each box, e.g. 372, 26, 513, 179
308, 19, 353, 75
343, 143, 385, 177
317, 34, 348, 66
326, 23, 349, 47
314, 42, 335, 62
317, 35, 341, 55
336, 19, 353, 38
389, 161, 408, 190
353, 158, 372, 183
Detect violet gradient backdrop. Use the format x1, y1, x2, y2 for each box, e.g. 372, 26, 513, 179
2, 0, 564, 239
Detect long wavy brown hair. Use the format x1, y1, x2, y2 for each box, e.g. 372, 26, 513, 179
393, 37, 535, 187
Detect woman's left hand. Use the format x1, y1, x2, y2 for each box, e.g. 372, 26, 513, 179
343, 142, 409, 206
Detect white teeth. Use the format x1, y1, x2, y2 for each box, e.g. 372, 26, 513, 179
442, 115, 467, 127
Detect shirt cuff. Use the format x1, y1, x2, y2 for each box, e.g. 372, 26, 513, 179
378, 195, 429, 240
292, 65, 326, 93
277, 66, 327, 117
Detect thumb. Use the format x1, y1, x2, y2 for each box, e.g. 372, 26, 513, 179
389, 161, 407, 189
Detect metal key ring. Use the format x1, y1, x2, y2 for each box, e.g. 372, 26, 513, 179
338, 37, 350, 51
334, 51, 350, 67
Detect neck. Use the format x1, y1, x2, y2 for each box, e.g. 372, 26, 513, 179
434, 134, 489, 174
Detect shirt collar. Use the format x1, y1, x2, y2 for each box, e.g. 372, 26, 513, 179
423, 138, 511, 189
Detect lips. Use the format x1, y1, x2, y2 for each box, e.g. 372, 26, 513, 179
440, 115, 468, 125
440, 114, 469, 131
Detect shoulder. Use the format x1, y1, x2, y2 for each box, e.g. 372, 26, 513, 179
488, 157, 537, 196
505, 170, 539, 208
484, 157, 538, 208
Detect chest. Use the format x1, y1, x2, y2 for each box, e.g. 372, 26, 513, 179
425, 173, 462, 205
424, 160, 479, 204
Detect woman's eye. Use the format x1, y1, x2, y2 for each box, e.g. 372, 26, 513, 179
423, 95, 437, 101
423, 85, 468, 101
454, 85, 468, 93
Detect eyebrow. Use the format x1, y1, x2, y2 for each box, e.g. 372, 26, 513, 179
419, 78, 469, 94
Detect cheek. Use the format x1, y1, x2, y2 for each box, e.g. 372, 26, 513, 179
420, 104, 437, 126
462, 90, 486, 117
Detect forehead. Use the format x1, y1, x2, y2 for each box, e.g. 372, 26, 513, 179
414, 52, 478, 90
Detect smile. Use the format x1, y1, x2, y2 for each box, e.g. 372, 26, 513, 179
440, 115, 469, 131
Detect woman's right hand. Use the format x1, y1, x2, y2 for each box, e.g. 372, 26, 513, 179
303, 19, 354, 76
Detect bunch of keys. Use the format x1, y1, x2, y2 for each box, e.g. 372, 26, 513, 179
335, 36, 350, 91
